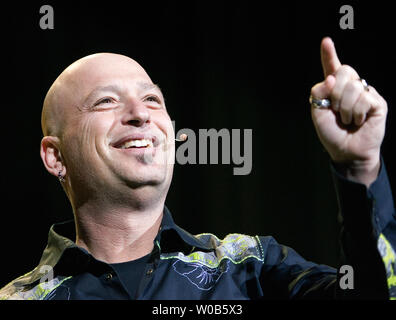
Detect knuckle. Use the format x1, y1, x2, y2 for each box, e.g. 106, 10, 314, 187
350, 80, 362, 91
336, 64, 358, 78
310, 81, 326, 98
335, 64, 346, 74
341, 64, 354, 74
310, 83, 320, 95
369, 87, 388, 109
380, 99, 388, 115
380, 95, 388, 108
343, 80, 360, 94
331, 88, 342, 101
361, 93, 371, 105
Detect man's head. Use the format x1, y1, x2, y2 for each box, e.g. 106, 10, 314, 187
40, 53, 175, 210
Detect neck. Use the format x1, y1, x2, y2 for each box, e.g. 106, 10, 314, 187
74, 197, 165, 264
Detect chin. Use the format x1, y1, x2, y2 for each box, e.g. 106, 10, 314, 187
111, 153, 173, 187
121, 167, 168, 187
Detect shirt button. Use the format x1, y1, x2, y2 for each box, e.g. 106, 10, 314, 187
105, 272, 113, 281
146, 268, 154, 276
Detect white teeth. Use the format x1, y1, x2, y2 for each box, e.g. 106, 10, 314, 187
119, 139, 153, 149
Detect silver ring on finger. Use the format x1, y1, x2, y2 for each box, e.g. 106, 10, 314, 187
358, 78, 370, 92
309, 95, 331, 109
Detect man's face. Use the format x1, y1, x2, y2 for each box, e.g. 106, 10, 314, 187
59, 54, 175, 195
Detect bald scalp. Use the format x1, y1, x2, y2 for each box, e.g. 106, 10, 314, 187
41, 78, 65, 137
41, 53, 148, 137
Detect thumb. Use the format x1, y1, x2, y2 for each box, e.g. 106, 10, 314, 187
320, 37, 342, 78
310, 75, 336, 100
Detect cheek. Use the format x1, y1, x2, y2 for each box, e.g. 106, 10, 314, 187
65, 113, 116, 167
155, 112, 176, 163
156, 111, 175, 140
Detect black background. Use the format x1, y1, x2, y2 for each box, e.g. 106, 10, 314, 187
1, 1, 395, 288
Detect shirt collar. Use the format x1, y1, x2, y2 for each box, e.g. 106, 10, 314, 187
29, 206, 213, 284
158, 206, 214, 252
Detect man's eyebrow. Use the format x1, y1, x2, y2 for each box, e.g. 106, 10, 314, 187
137, 81, 163, 94
137, 81, 165, 103
83, 82, 164, 105
84, 85, 122, 104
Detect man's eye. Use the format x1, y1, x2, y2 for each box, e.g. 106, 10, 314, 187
94, 98, 113, 106
145, 96, 161, 104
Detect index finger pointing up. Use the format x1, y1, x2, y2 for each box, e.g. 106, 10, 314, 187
320, 37, 342, 78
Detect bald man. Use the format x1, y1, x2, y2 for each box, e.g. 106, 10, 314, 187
1, 38, 395, 300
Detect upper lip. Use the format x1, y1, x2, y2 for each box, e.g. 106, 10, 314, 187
111, 134, 159, 148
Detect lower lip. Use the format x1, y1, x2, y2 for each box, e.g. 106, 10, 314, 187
112, 146, 156, 155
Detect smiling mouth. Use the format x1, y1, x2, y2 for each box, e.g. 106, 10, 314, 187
117, 138, 154, 149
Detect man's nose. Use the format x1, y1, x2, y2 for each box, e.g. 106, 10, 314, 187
121, 98, 150, 127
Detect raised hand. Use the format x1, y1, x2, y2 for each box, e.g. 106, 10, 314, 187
310, 37, 387, 187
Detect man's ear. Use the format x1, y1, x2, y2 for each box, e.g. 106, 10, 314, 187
40, 136, 66, 178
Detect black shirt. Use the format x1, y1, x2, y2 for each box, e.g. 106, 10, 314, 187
110, 253, 151, 299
